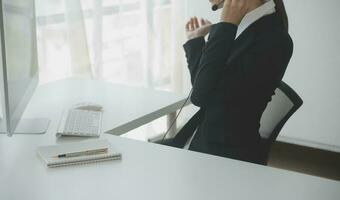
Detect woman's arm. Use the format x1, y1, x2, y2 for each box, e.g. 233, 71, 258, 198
190, 22, 237, 107
183, 37, 205, 85
183, 17, 212, 85
190, 0, 251, 107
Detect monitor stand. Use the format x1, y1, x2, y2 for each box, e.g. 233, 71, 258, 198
13, 118, 50, 135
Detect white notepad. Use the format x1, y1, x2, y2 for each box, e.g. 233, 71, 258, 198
37, 139, 121, 168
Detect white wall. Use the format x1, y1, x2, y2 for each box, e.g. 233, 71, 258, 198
183, 0, 340, 152
280, 0, 340, 152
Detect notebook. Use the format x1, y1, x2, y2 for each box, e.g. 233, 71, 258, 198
37, 139, 121, 168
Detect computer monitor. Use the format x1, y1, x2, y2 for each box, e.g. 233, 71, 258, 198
0, 0, 49, 135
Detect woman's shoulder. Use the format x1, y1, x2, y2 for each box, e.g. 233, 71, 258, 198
265, 26, 292, 47
254, 28, 293, 56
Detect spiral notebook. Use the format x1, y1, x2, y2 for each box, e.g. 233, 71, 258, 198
37, 139, 121, 168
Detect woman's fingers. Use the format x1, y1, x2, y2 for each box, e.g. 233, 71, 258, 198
223, 0, 231, 6
193, 17, 199, 29
205, 19, 212, 25
190, 18, 194, 31
185, 20, 191, 32
185, 16, 212, 40
201, 18, 212, 26
186, 17, 201, 32
201, 18, 206, 26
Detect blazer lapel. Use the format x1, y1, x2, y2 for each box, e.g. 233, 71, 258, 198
226, 13, 280, 66
226, 29, 256, 66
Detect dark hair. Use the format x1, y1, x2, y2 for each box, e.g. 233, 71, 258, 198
273, 0, 289, 32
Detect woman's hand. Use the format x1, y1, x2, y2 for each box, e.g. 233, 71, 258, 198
220, 0, 250, 25
186, 17, 212, 40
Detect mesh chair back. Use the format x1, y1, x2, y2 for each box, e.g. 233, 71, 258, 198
259, 81, 303, 143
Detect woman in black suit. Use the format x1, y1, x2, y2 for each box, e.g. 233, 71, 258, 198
168, 0, 293, 165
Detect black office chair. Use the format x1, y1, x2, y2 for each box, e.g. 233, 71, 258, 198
258, 81, 303, 164
155, 81, 303, 165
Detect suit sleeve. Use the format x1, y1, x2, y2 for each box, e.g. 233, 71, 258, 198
183, 37, 206, 85
189, 22, 238, 107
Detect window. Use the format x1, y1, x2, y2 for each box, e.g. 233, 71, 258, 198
35, 0, 183, 141
36, 0, 174, 89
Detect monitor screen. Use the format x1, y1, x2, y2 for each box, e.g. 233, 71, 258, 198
1, 0, 38, 133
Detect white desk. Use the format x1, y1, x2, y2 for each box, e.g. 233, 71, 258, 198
1, 135, 340, 200
21, 78, 187, 136
1, 78, 340, 200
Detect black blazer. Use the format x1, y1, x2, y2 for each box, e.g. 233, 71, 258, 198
172, 13, 293, 164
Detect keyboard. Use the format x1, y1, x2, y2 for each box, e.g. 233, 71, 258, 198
57, 108, 102, 137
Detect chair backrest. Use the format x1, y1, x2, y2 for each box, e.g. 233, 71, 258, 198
259, 81, 303, 143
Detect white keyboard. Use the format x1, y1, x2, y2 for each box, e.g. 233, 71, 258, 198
57, 109, 102, 137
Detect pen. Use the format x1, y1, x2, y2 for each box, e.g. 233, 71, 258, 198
55, 148, 108, 158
